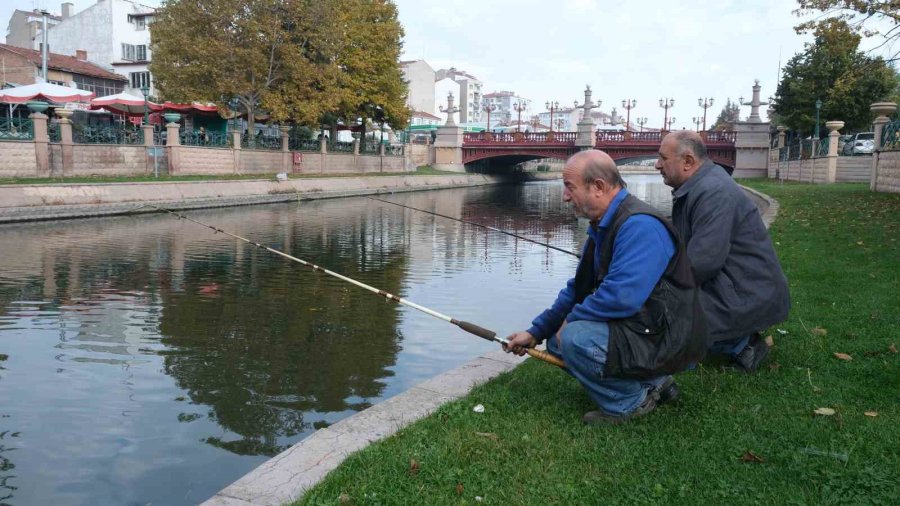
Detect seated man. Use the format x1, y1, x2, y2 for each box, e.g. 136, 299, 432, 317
505, 150, 706, 424
655, 131, 790, 372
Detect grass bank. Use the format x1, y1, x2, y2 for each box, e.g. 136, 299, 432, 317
295, 181, 899, 505
0, 166, 460, 186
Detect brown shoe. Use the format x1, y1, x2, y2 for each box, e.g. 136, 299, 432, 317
582, 393, 658, 425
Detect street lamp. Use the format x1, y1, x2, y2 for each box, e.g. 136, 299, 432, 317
667, 117, 677, 130
482, 102, 496, 133
698, 97, 714, 131
659, 98, 674, 131
545, 101, 560, 132
512, 100, 527, 133
555, 117, 565, 132
636, 117, 648, 132
692, 117, 702, 131
814, 98, 822, 139
141, 85, 150, 126
621, 99, 636, 131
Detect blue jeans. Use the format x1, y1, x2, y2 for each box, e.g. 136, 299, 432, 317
546, 320, 667, 416
709, 335, 751, 359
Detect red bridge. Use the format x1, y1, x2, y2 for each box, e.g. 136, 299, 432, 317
462, 130, 737, 171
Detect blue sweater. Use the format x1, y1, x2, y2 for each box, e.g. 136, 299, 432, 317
527, 189, 675, 342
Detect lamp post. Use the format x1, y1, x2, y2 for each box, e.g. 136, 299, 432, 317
530, 116, 539, 132
141, 86, 150, 126
692, 117, 702, 131
512, 100, 527, 133
482, 102, 496, 133
621, 99, 636, 131
698, 97, 714, 131
814, 98, 822, 139
667, 117, 676, 130
545, 101, 560, 132
636, 117, 648, 132
555, 117, 565, 132
659, 98, 674, 131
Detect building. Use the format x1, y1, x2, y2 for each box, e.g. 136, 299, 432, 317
4, 7, 63, 49
400, 59, 435, 117
0, 43, 127, 95
537, 107, 617, 132
434, 67, 482, 124
483, 91, 531, 129
42, 0, 156, 96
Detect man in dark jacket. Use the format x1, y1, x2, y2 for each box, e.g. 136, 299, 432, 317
656, 130, 790, 372
505, 150, 706, 424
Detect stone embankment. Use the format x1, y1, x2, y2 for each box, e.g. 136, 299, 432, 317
0, 172, 559, 224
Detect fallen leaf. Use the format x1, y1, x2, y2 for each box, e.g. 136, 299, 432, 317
475, 432, 499, 441
472, 404, 485, 413
833, 352, 853, 361
768, 363, 781, 371
864, 411, 878, 417
764, 335, 774, 347
455, 483, 464, 495
339, 493, 352, 504
889, 343, 898, 354
408, 459, 419, 475
856, 241, 864, 245
741, 451, 765, 463
811, 327, 828, 336
777, 329, 789, 335
813, 407, 836, 416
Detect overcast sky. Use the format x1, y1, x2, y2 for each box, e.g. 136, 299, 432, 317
3, 0, 893, 130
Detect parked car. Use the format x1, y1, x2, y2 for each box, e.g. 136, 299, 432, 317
847, 132, 875, 155
837, 134, 854, 155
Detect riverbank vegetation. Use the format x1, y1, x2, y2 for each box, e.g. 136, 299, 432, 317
296, 181, 899, 505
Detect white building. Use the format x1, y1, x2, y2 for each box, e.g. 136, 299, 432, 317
4, 6, 63, 50
400, 59, 435, 117
435, 67, 482, 124
42, 0, 156, 95
483, 91, 531, 130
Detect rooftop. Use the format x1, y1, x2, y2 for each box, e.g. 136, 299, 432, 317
0, 43, 127, 82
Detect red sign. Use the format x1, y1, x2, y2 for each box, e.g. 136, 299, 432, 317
292, 152, 302, 165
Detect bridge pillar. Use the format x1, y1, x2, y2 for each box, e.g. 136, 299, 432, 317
733, 80, 771, 178
575, 85, 597, 151
433, 124, 464, 172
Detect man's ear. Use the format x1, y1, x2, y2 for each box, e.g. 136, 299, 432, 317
592, 178, 607, 193
684, 153, 697, 170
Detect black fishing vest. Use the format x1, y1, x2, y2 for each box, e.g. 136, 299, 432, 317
574, 194, 707, 378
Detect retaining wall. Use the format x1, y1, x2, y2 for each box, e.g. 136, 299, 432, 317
178, 146, 235, 175
767, 149, 870, 183
0, 141, 38, 177
71, 145, 148, 176
873, 150, 900, 193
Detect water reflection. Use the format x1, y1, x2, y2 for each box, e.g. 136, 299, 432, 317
0, 177, 670, 505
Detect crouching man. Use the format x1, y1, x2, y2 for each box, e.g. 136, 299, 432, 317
505, 150, 706, 424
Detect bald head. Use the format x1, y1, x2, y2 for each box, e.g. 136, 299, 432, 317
656, 131, 707, 188
565, 149, 627, 189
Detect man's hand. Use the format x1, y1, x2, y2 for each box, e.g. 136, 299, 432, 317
503, 331, 536, 356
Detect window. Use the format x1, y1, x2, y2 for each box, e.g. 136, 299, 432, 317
130, 71, 151, 90
73, 75, 125, 97
121, 44, 147, 61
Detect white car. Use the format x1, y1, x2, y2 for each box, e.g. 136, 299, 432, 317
849, 132, 875, 155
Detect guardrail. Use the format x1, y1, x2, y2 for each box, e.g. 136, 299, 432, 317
73, 126, 144, 145
0, 117, 34, 140
241, 134, 281, 150
181, 130, 230, 147
463, 131, 577, 143
882, 120, 900, 150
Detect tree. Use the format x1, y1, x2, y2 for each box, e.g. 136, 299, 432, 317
773, 19, 899, 133
710, 99, 741, 131
149, 0, 408, 130
794, 0, 900, 63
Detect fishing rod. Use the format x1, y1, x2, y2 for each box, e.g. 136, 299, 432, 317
368, 196, 579, 258
144, 205, 565, 369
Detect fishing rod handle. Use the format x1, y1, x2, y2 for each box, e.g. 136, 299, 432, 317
453, 320, 496, 341
526, 348, 566, 369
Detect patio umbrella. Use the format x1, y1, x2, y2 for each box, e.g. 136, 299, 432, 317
90, 92, 157, 116
0, 82, 94, 104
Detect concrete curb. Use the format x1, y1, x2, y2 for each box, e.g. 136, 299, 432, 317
201, 350, 527, 506
740, 184, 781, 229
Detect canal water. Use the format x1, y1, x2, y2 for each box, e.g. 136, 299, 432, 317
0, 176, 671, 505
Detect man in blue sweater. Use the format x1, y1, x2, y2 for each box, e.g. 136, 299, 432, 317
505, 150, 706, 424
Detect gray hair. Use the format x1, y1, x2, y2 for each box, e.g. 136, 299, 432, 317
669, 130, 708, 161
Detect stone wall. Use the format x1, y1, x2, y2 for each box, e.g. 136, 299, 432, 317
873, 150, 900, 193
178, 146, 235, 175
767, 149, 870, 183
407, 144, 432, 168
296, 153, 407, 175
71, 145, 148, 176
239, 149, 285, 174
0, 141, 39, 177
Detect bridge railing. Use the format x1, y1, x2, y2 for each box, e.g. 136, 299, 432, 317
595, 130, 736, 144
463, 131, 576, 144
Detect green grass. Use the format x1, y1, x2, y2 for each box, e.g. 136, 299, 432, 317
0, 166, 459, 185
294, 181, 900, 506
